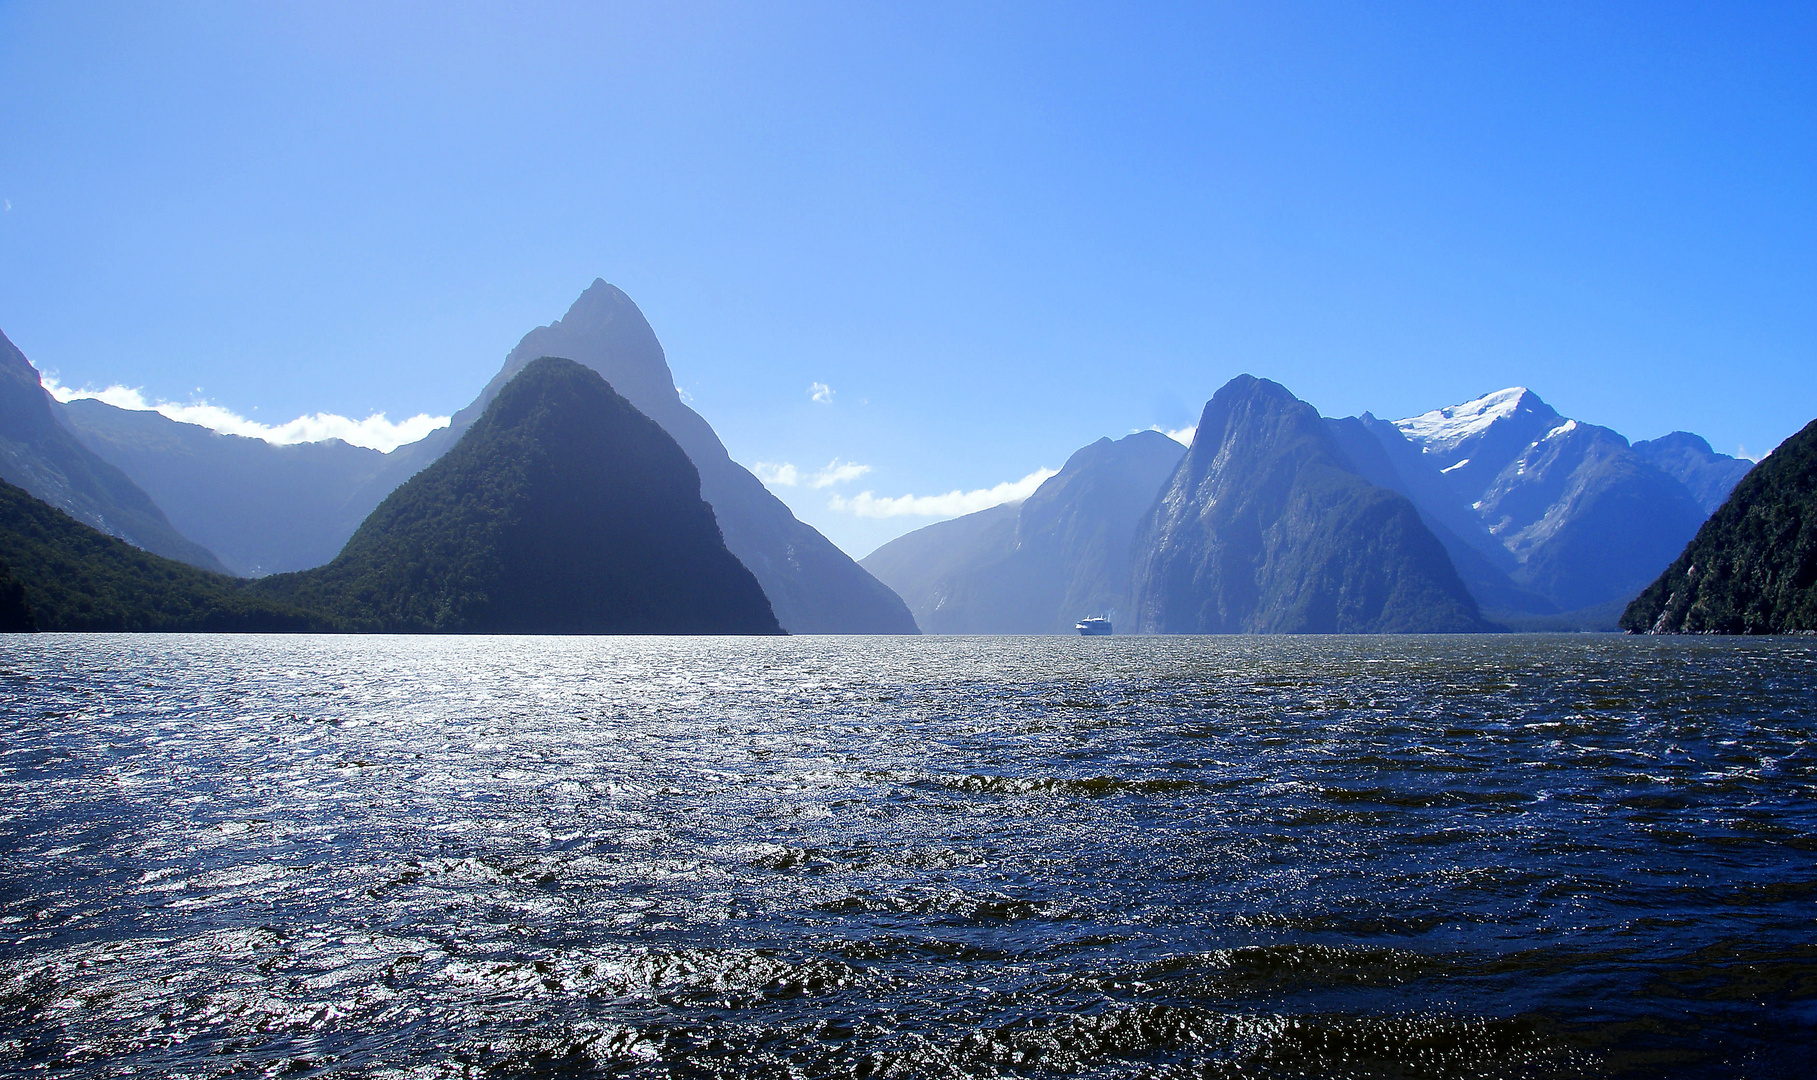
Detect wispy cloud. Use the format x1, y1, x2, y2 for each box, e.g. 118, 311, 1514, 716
752, 458, 872, 489
751, 461, 802, 487
827, 467, 1058, 519
809, 381, 835, 404
1151, 424, 1195, 446
43, 376, 449, 453
809, 459, 870, 487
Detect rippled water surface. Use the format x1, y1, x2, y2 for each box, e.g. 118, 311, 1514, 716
2, 634, 1815, 1078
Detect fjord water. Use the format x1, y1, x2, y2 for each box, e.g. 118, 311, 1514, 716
2, 636, 1812, 1078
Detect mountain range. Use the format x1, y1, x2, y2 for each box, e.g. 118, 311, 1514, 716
1130, 377, 1491, 633
1, 330, 227, 572
1, 358, 781, 634
866, 378, 1756, 634
24, 281, 916, 634
0, 281, 1769, 637
252, 356, 781, 634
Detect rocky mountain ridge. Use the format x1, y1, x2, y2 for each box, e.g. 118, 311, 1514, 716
866, 380, 1755, 635
45, 282, 917, 634
1131, 376, 1491, 634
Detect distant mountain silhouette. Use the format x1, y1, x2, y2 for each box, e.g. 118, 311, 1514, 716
1623, 417, 1817, 634
0, 478, 328, 632
1631, 431, 1755, 516
59, 399, 399, 576
253, 357, 782, 635
1131, 376, 1490, 634
1322, 413, 1551, 617
862, 430, 1184, 633
0, 329, 226, 572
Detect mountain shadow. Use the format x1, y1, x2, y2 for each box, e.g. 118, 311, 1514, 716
0, 479, 330, 632
861, 431, 1184, 633
1622, 417, 1817, 634
0, 329, 226, 572
253, 357, 782, 635
1131, 376, 1491, 634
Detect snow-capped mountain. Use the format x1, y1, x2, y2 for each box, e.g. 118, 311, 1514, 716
1370, 388, 1747, 616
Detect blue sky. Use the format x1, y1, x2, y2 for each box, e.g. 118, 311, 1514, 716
2, 1, 1812, 557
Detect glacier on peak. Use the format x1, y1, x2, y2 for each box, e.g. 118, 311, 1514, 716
1393, 387, 1554, 453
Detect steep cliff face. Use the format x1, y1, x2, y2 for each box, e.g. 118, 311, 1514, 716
0, 330, 226, 572
1623, 417, 1817, 634
861, 430, 1184, 633
255, 358, 781, 635
1323, 414, 1549, 616
1130, 377, 1489, 634
421, 281, 916, 634
859, 503, 1020, 634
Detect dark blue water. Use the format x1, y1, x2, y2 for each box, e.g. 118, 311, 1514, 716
1, 634, 1813, 1078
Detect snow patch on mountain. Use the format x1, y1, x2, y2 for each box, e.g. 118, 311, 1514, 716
1394, 387, 1534, 453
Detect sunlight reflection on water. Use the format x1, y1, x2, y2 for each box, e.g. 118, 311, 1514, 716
1, 633, 1813, 1077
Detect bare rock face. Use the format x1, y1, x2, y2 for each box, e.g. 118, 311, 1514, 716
0, 329, 226, 572
1130, 376, 1490, 634
1624, 417, 1817, 634
862, 430, 1184, 633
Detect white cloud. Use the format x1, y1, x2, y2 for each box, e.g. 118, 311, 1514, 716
809, 381, 835, 404
828, 467, 1058, 519
751, 458, 872, 489
43, 376, 449, 453
751, 461, 802, 486
1150, 424, 1195, 446
808, 459, 870, 488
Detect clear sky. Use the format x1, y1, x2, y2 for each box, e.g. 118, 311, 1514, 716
2, 1, 1812, 557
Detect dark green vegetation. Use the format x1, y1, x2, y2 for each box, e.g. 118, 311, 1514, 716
1623, 417, 1817, 634
0, 330, 226, 572
254, 356, 782, 635
0, 560, 35, 631
862, 431, 1185, 633
0, 479, 330, 631
1131, 376, 1491, 633
30, 283, 916, 631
